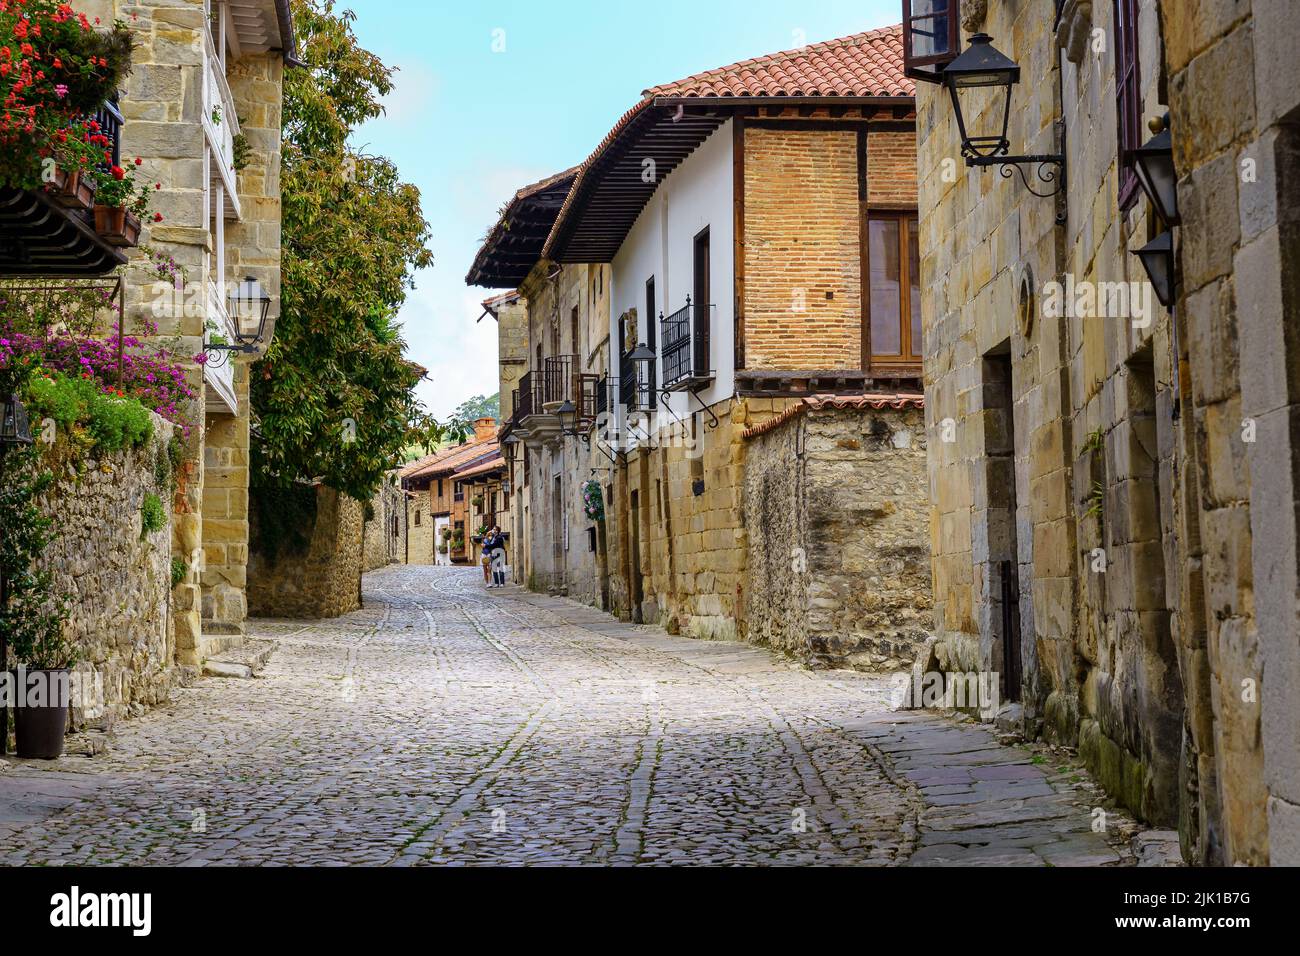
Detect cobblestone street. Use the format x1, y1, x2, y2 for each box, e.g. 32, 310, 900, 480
0, 566, 1169, 866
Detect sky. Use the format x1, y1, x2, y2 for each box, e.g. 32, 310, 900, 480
348, 0, 905, 421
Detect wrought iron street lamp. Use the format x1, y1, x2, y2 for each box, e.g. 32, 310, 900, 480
1, 393, 33, 446
1132, 231, 1175, 308
556, 399, 578, 436
628, 343, 656, 411
206, 276, 272, 367
944, 34, 1066, 219
1132, 115, 1179, 226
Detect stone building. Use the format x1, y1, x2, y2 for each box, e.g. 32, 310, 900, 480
467, 170, 615, 601
904, 0, 1298, 864
473, 28, 935, 668
0, 2, 295, 717
362, 470, 407, 572
67, 0, 296, 661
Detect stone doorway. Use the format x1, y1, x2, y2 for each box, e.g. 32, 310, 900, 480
981, 345, 1024, 704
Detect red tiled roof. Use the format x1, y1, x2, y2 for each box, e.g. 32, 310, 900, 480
644, 26, 912, 100
401, 438, 499, 482
742, 392, 925, 439
543, 25, 912, 261
453, 454, 505, 481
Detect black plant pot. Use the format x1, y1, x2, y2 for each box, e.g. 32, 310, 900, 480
14, 668, 70, 760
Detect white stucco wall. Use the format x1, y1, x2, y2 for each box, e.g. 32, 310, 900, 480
610, 119, 735, 445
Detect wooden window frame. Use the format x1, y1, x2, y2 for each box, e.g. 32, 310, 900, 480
865, 209, 923, 377
1114, 0, 1142, 212
903, 0, 962, 82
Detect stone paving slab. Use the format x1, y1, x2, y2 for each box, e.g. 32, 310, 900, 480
0, 567, 1171, 866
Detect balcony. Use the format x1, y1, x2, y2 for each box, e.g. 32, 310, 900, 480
512, 356, 583, 445
0, 100, 130, 277
202, 28, 241, 220
203, 280, 238, 415
660, 299, 714, 392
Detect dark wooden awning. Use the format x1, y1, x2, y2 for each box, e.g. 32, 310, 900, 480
545, 102, 725, 264
466, 168, 578, 288
544, 97, 913, 264
0, 188, 127, 277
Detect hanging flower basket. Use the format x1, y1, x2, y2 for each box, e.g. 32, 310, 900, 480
48, 168, 97, 210
93, 205, 141, 247
581, 478, 605, 522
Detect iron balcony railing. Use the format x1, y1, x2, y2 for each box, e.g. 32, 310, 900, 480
593, 374, 610, 418
92, 98, 124, 170
660, 298, 714, 391
515, 371, 536, 420
542, 354, 576, 406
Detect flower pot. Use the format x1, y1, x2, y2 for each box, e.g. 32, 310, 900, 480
49, 168, 97, 211
93, 205, 142, 247
13, 668, 71, 760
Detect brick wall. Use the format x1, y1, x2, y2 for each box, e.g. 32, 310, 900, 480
743, 127, 861, 371
742, 123, 918, 372
867, 129, 918, 207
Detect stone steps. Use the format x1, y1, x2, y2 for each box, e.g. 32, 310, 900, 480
202, 638, 279, 680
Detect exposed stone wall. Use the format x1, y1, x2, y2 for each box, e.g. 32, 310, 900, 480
916, 0, 1293, 864
744, 405, 931, 670
362, 472, 406, 572
201, 366, 250, 648
77, 2, 285, 664
515, 260, 607, 601
247, 487, 364, 619
405, 491, 436, 565
1158, 0, 1300, 865
612, 398, 791, 639
33, 416, 179, 731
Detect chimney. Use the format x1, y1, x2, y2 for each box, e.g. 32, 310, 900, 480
473, 417, 497, 442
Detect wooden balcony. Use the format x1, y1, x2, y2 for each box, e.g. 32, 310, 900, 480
0, 101, 130, 277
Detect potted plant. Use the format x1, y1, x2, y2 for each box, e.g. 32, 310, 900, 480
92, 155, 160, 247
43, 117, 114, 210
581, 478, 605, 522
0, 437, 72, 760
12, 627, 78, 760
437, 543, 448, 555
472, 494, 484, 510
0, 5, 134, 194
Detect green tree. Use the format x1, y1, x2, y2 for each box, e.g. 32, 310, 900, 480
451, 393, 500, 426
251, 0, 450, 501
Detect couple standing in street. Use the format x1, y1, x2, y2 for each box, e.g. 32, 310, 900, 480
481, 526, 508, 588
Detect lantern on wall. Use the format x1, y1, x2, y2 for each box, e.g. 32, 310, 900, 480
943, 32, 1020, 161
0, 394, 33, 446
1132, 115, 1179, 226
941, 33, 1066, 221
628, 343, 656, 412
1132, 231, 1176, 309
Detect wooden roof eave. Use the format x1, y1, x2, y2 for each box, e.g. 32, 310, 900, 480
546, 95, 916, 264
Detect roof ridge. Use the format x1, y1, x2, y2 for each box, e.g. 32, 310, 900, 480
643, 24, 902, 97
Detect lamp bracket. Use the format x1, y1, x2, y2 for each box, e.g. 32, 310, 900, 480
967, 153, 1067, 224
658, 387, 720, 431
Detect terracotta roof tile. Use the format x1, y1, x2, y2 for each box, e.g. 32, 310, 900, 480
743, 392, 925, 439
644, 25, 912, 99
544, 25, 912, 260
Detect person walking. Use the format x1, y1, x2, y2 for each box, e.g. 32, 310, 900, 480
483, 526, 508, 589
